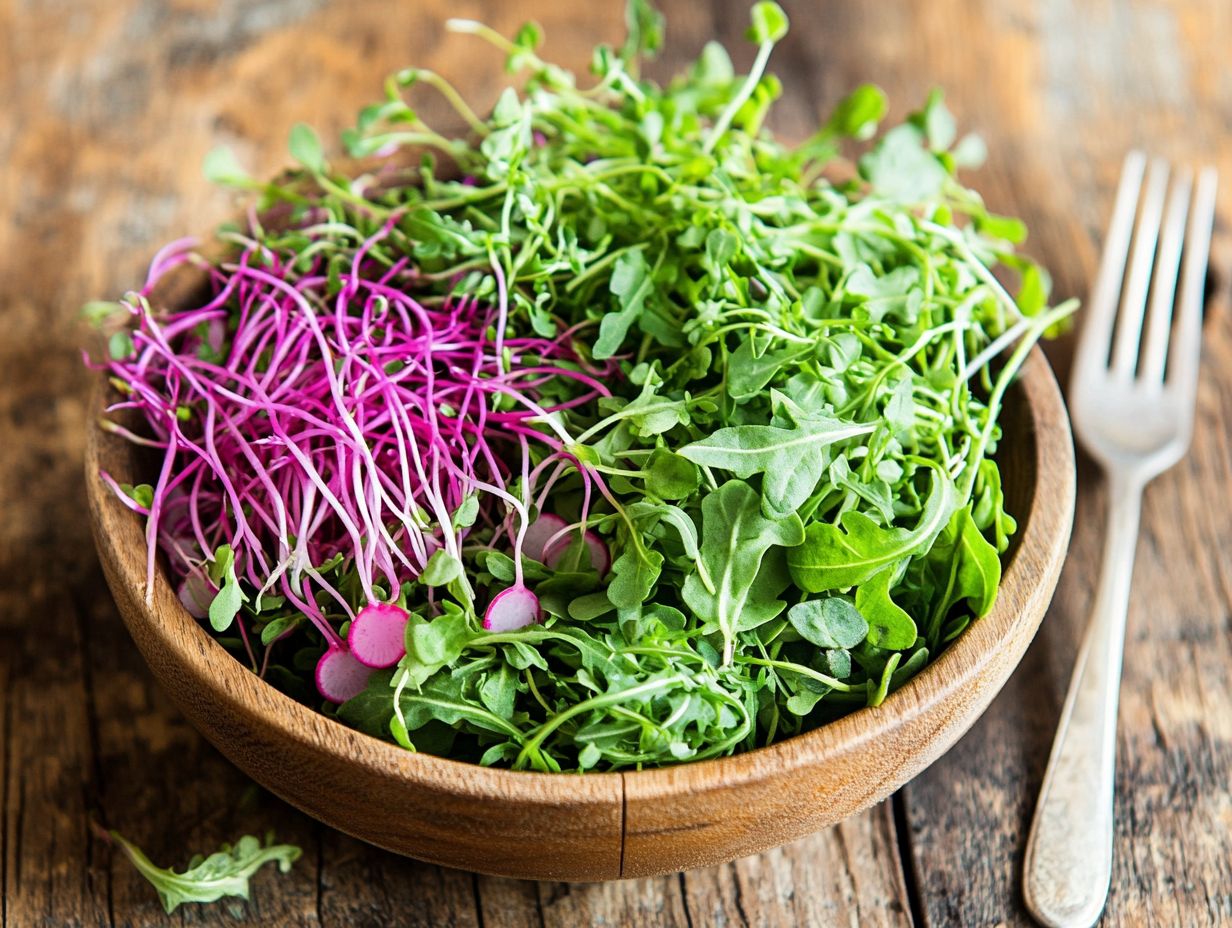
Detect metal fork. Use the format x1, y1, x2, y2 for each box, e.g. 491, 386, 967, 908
1022, 153, 1217, 928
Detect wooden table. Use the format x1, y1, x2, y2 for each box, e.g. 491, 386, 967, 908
2, 1, 1229, 924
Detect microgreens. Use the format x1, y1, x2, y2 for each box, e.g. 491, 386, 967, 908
91, 0, 1074, 772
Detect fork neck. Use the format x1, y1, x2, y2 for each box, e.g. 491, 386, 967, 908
1087, 471, 1145, 673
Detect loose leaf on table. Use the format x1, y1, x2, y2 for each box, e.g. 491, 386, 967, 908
106, 829, 301, 915
787, 471, 955, 592
680, 479, 804, 664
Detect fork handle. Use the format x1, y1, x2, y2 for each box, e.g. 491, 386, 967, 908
1023, 473, 1143, 928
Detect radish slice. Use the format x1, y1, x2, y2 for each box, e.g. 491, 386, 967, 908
177, 571, 216, 620
582, 531, 611, 576
522, 513, 568, 563
483, 585, 542, 632
315, 647, 372, 703
545, 530, 611, 577
348, 602, 411, 669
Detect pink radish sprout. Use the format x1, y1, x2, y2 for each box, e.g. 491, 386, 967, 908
96, 218, 617, 701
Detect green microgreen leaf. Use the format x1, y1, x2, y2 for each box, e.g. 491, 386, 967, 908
288, 123, 326, 173
106, 829, 300, 915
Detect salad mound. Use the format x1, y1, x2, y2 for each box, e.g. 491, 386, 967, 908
91, 1, 1074, 772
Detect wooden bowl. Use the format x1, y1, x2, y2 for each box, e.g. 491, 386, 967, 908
86, 310, 1074, 880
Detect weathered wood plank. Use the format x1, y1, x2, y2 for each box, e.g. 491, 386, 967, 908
7, 0, 1231, 923
0, 0, 914, 925
864, 1, 1232, 925
681, 803, 912, 928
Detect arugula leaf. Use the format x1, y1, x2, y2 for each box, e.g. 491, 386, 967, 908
727, 338, 808, 402
402, 606, 475, 686
787, 472, 955, 592
679, 417, 874, 517
107, 829, 300, 915
606, 547, 664, 610
681, 479, 804, 664
949, 507, 1002, 618
594, 249, 652, 359
855, 567, 917, 650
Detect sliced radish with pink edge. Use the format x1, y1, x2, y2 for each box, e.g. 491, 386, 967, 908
177, 572, 216, 620
545, 530, 611, 577
315, 647, 372, 703
347, 602, 411, 669
522, 513, 568, 563
483, 585, 542, 632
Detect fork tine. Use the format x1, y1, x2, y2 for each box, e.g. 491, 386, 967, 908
1110, 158, 1170, 377
1077, 151, 1147, 379
1167, 166, 1218, 395
1139, 169, 1193, 384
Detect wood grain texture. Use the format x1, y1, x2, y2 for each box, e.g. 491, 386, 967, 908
3, 0, 1231, 924
846, 2, 1232, 926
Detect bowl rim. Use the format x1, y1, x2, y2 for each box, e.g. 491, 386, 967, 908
86, 343, 1074, 808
